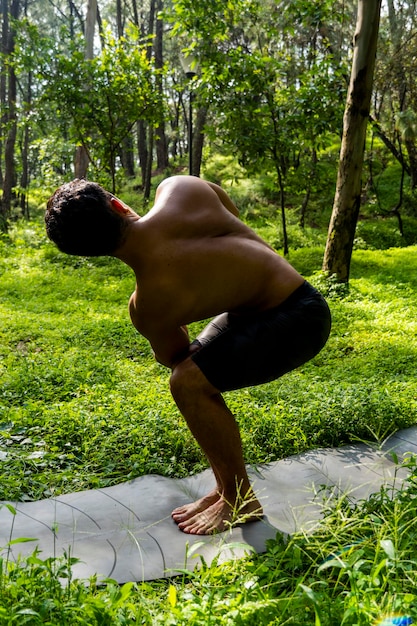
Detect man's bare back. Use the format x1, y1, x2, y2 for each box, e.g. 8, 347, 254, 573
121, 176, 304, 368
46, 175, 330, 535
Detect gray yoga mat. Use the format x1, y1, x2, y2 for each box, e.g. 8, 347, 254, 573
0, 427, 415, 583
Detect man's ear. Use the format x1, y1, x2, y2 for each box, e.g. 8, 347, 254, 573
110, 196, 130, 215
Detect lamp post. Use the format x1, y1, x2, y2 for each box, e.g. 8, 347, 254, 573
180, 55, 198, 175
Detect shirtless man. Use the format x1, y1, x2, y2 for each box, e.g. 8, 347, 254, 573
45, 175, 331, 535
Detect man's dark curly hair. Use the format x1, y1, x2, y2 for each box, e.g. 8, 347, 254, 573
45, 179, 129, 256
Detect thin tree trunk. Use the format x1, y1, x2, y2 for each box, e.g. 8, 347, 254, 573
2, 0, 19, 230
74, 0, 96, 179
154, 0, 168, 171
137, 120, 148, 187
115, 0, 135, 178
191, 104, 207, 177
143, 125, 154, 201
0, 0, 8, 212
20, 69, 31, 218
299, 148, 317, 227
116, 0, 123, 37
275, 163, 288, 256
322, 0, 382, 283
137, 0, 156, 188
19, 0, 30, 217
121, 135, 135, 178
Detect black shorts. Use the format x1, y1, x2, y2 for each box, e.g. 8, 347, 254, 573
190, 281, 331, 392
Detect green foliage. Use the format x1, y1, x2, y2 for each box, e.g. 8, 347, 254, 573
16, 21, 162, 191
0, 546, 156, 623
354, 216, 417, 250
170, 0, 346, 226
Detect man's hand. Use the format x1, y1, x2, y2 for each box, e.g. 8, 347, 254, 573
188, 339, 202, 356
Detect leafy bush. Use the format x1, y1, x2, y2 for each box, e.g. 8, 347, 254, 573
354, 216, 417, 250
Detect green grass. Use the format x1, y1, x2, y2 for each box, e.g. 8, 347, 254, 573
0, 206, 416, 623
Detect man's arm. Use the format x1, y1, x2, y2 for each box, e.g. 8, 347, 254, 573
147, 325, 190, 369
129, 293, 191, 368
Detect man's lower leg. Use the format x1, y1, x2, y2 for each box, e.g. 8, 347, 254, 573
170, 359, 263, 534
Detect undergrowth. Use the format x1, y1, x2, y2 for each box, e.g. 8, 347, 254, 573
1, 460, 417, 624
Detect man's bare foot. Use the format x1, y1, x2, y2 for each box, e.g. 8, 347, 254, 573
171, 489, 220, 524
172, 492, 263, 535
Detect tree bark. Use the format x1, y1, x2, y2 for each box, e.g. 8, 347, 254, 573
20, 69, 31, 218
1, 0, 19, 231
143, 124, 154, 201
0, 0, 9, 232
115, 0, 135, 178
137, 120, 148, 186
136, 0, 155, 187
191, 104, 207, 177
74, 0, 96, 179
322, 0, 382, 282
0, 0, 8, 195
120, 134, 135, 178
154, 0, 168, 171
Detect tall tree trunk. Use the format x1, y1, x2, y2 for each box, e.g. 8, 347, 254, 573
322, 0, 382, 283
154, 0, 168, 171
0, 0, 8, 195
116, 0, 135, 178
143, 124, 154, 201
131, 0, 139, 27
120, 135, 135, 178
74, 0, 96, 179
136, 0, 155, 188
191, 104, 207, 177
134, 0, 156, 187
20, 70, 31, 218
1, 0, 19, 231
137, 120, 148, 187
275, 163, 289, 256
299, 149, 317, 228
19, 0, 30, 217
116, 0, 123, 37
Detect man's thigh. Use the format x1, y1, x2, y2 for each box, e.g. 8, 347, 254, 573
190, 283, 331, 393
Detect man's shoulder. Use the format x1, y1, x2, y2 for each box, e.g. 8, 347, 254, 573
156, 175, 208, 193
151, 176, 241, 234
155, 175, 193, 198
155, 176, 222, 211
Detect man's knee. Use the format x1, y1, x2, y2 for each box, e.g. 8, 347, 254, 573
170, 357, 216, 401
